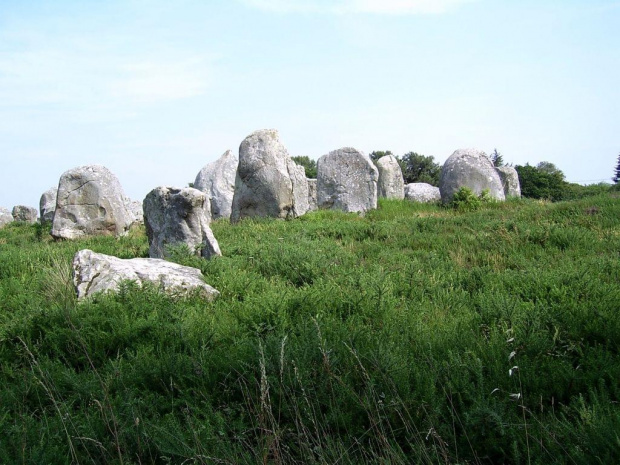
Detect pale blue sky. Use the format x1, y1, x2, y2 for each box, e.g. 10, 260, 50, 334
1, 0, 619, 210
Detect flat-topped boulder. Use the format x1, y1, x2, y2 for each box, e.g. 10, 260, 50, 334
495, 165, 521, 197
194, 149, 239, 220
404, 183, 441, 203
73, 249, 219, 301
51, 165, 133, 239
12, 205, 38, 223
231, 129, 309, 221
143, 186, 221, 259
377, 155, 405, 199
39, 187, 57, 223
317, 147, 378, 213
439, 149, 505, 203
0, 207, 13, 228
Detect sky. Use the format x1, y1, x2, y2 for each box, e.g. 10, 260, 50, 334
1, 0, 619, 210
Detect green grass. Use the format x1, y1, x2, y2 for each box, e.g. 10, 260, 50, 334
1, 195, 619, 464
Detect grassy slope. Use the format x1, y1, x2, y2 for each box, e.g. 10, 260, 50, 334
0, 195, 619, 464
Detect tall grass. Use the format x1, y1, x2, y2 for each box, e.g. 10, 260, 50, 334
1, 195, 619, 463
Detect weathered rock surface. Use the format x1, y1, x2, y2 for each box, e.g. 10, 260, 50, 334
439, 149, 505, 203
307, 179, 318, 211
0, 207, 13, 228
495, 165, 521, 198
317, 147, 378, 213
143, 186, 221, 259
51, 165, 133, 239
194, 149, 239, 220
12, 205, 38, 223
231, 129, 308, 221
126, 199, 144, 225
39, 187, 57, 223
404, 183, 441, 203
73, 249, 219, 301
377, 155, 405, 199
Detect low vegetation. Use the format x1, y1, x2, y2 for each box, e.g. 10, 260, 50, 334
1, 194, 619, 464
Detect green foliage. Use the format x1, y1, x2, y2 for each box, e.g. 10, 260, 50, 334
398, 151, 441, 185
1, 196, 620, 463
368, 150, 393, 165
291, 155, 317, 178
450, 187, 492, 211
490, 148, 504, 167
516, 163, 568, 201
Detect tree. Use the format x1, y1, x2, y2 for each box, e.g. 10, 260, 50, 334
515, 163, 567, 201
613, 153, 620, 184
536, 161, 565, 180
490, 149, 503, 167
291, 156, 317, 179
398, 152, 441, 186
369, 150, 393, 165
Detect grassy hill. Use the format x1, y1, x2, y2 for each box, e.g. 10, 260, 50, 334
1, 195, 619, 464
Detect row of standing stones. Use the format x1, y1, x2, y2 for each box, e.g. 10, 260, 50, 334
2, 129, 521, 300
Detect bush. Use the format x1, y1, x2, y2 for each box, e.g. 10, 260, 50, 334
450, 187, 492, 212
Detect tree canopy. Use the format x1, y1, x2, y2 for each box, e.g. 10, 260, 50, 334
291, 156, 317, 179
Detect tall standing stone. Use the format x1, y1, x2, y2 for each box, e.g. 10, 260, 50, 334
231, 129, 308, 222
376, 155, 405, 199
51, 165, 133, 239
495, 165, 521, 198
143, 186, 221, 260
439, 149, 505, 204
307, 179, 318, 211
194, 149, 239, 220
0, 207, 14, 228
12, 205, 38, 223
40, 187, 57, 223
317, 147, 378, 213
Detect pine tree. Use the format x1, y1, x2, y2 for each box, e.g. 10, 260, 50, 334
614, 153, 620, 184
490, 148, 503, 167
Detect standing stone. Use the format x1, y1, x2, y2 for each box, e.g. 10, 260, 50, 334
12, 205, 38, 223
194, 149, 239, 220
307, 179, 318, 211
231, 129, 309, 222
143, 186, 221, 260
317, 147, 378, 213
289, 161, 309, 216
73, 249, 219, 301
0, 207, 13, 228
495, 165, 521, 198
376, 155, 405, 199
125, 198, 144, 225
439, 149, 505, 204
404, 183, 441, 203
51, 165, 133, 239
40, 187, 57, 223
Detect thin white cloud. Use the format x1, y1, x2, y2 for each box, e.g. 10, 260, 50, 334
240, 0, 476, 14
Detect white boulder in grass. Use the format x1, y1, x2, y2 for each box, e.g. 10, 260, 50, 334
12, 205, 38, 223
376, 155, 405, 199
40, 187, 58, 223
317, 147, 378, 213
73, 249, 220, 301
439, 149, 505, 204
231, 129, 309, 222
495, 165, 521, 198
404, 183, 441, 203
0, 207, 13, 228
194, 149, 239, 220
51, 165, 133, 239
143, 186, 221, 260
